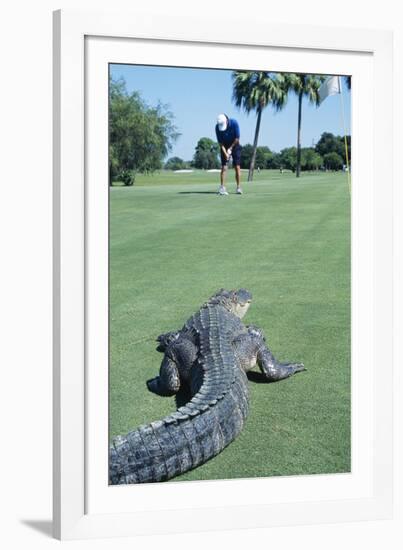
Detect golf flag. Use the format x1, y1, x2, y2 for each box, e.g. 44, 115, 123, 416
318, 76, 341, 104
318, 75, 351, 194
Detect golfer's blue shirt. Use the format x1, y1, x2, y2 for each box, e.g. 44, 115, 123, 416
215, 118, 240, 147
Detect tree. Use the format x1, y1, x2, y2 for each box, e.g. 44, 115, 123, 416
279, 147, 298, 172
240, 144, 253, 169
323, 152, 344, 170
301, 148, 323, 171
193, 137, 220, 169
232, 71, 288, 181
315, 132, 351, 166
279, 147, 322, 172
165, 157, 187, 170
285, 74, 324, 177
256, 146, 274, 169
109, 77, 179, 185
241, 144, 280, 170
315, 132, 344, 158
270, 153, 282, 170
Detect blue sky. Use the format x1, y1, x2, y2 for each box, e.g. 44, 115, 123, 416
110, 64, 351, 162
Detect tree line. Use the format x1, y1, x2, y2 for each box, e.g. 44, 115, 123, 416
109, 74, 350, 185
165, 132, 350, 172
239, 134, 351, 172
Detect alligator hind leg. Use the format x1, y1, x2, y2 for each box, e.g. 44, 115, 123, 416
146, 355, 180, 396
257, 345, 305, 382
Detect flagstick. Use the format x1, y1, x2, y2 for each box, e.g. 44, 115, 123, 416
338, 76, 351, 195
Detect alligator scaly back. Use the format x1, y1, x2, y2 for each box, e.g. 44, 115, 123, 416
109, 298, 250, 484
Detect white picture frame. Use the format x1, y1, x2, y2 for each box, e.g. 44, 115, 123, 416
53, 9, 393, 540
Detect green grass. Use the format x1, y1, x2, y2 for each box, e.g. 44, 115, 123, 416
109, 169, 351, 481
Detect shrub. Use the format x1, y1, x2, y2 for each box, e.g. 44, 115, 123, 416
119, 169, 135, 186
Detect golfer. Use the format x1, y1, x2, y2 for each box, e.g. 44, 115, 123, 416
215, 114, 242, 195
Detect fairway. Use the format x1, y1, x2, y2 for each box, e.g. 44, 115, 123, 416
109, 169, 350, 481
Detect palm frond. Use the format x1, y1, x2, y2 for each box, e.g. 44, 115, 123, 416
231, 70, 288, 114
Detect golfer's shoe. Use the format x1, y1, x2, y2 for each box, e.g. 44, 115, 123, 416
218, 186, 229, 195
236, 188, 243, 194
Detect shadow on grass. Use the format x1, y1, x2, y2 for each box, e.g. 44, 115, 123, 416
178, 191, 218, 195
247, 370, 307, 383
246, 371, 276, 384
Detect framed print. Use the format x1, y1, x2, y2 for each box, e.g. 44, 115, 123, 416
53, 9, 393, 540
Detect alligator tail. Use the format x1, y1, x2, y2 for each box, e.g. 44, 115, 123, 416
109, 367, 249, 484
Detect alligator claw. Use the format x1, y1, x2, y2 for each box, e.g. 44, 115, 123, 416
293, 363, 306, 373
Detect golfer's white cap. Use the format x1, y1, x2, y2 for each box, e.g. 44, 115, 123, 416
217, 113, 228, 131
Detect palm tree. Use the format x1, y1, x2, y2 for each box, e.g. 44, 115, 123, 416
232, 71, 288, 182
285, 74, 324, 177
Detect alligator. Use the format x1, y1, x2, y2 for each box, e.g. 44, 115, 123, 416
109, 288, 305, 484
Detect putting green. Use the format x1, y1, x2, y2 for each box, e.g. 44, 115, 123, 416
109, 169, 350, 481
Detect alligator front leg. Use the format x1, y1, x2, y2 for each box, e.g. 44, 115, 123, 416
257, 345, 305, 381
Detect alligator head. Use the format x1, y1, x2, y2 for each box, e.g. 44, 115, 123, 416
208, 288, 252, 319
